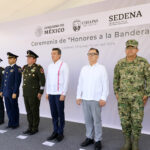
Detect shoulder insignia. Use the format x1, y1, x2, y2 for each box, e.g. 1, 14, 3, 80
40, 68, 44, 73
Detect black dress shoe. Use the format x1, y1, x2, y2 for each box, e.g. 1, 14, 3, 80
0, 120, 4, 125
12, 125, 19, 129
0, 122, 4, 125
23, 129, 32, 134
94, 141, 102, 150
80, 138, 94, 147
47, 132, 58, 141
56, 134, 64, 142
29, 130, 38, 135
5, 126, 12, 129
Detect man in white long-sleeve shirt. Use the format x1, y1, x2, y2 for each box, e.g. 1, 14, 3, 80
76, 48, 109, 150
46, 48, 69, 142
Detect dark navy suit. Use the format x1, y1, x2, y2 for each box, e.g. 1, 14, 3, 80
48, 95, 65, 135
0, 67, 4, 123
1, 64, 22, 127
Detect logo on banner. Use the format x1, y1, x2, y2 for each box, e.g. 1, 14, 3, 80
35, 26, 43, 37
44, 24, 65, 35
35, 24, 65, 37
73, 20, 81, 32
109, 10, 142, 26
72, 19, 99, 32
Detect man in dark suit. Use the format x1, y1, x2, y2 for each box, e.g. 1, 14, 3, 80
0, 52, 22, 129
0, 58, 5, 125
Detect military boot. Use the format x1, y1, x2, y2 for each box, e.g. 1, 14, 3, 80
120, 136, 132, 150
132, 136, 139, 150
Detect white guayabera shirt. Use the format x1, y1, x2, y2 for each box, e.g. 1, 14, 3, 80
77, 63, 109, 101
46, 59, 69, 95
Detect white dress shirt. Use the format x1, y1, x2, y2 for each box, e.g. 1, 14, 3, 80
46, 59, 69, 95
77, 63, 109, 101
10, 64, 15, 67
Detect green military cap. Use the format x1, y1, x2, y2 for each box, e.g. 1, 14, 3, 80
7, 52, 18, 59
26, 50, 39, 58
126, 39, 138, 48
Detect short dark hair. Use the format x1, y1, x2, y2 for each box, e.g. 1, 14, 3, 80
52, 48, 61, 55
89, 48, 99, 55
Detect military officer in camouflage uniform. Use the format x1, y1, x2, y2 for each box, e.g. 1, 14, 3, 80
0, 58, 4, 124
22, 50, 45, 135
113, 40, 150, 150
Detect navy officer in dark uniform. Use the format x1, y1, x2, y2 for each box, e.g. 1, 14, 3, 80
1, 52, 22, 129
0, 58, 5, 124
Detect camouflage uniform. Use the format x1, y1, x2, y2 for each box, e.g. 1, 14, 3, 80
114, 55, 150, 138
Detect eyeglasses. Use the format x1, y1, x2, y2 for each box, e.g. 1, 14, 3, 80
87, 53, 98, 56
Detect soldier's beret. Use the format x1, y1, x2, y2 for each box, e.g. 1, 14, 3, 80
126, 39, 138, 48
7, 52, 18, 59
26, 50, 39, 58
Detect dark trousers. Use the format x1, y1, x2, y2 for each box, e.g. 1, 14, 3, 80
0, 97, 4, 123
4, 96, 19, 127
48, 95, 65, 135
24, 96, 40, 131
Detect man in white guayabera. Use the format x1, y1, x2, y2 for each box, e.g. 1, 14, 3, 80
46, 48, 69, 142
76, 48, 109, 150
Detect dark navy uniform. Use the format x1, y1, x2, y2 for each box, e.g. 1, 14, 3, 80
0, 58, 5, 124
1, 53, 22, 128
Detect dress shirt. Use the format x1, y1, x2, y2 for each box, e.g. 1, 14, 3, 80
77, 63, 109, 101
46, 59, 69, 95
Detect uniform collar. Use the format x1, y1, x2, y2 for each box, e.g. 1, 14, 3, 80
28, 63, 36, 67
10, 63, 15, 67
125, 56, 138, 63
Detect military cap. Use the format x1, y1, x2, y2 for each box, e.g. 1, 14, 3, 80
0, 58, 2, 62
26, 50, 39, 58
7, 52, 18, 59
126, 39, 138, 48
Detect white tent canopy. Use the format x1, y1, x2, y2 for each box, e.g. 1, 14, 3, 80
0, 0, 105, 23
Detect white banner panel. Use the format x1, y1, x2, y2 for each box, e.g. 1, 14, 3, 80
0, 3, 150, 134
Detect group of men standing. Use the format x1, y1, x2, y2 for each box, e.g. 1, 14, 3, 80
0, 39, 149, 150
0, 51, 46, 135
